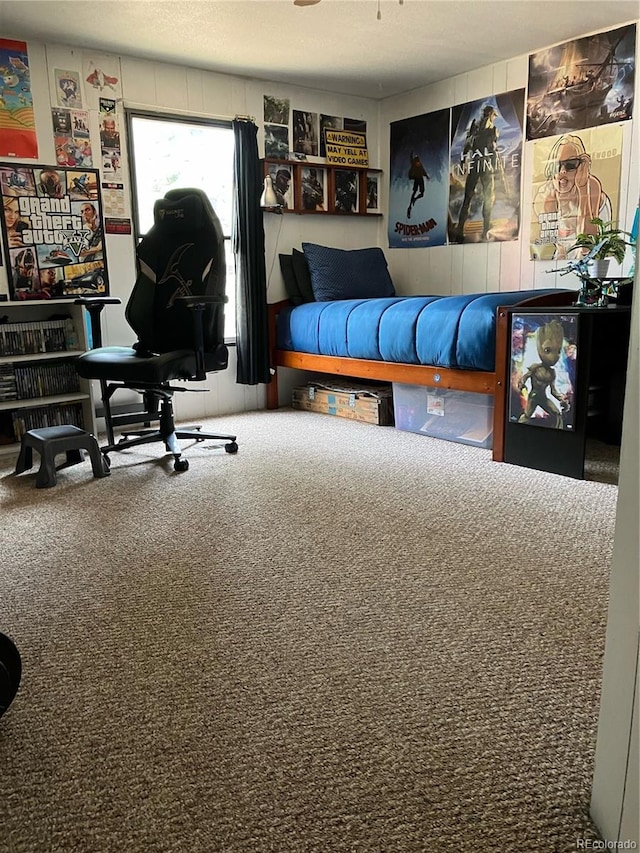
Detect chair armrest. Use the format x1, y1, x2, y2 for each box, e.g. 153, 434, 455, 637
74, 297, 122, 349
74, 297, 122, 306
174, 295, 227, 381
175, 295, 228, 307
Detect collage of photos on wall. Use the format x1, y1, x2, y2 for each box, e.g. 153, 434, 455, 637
262, 95, 371, 215
0, 163, 108, 300
46, 52, 128, 228
263, 95, 368, 164
387, 23, 636, 251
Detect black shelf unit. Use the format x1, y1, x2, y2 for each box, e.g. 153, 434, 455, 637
503, 304, 631, 479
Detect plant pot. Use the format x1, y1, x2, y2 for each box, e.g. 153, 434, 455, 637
586, 258, 610, 278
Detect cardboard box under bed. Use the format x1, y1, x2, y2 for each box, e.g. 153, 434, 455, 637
292, 380, 394, 426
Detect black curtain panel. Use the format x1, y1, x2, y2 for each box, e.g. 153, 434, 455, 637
232, 119, 270, 386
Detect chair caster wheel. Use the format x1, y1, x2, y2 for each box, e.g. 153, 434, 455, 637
225, 441, 238, 454
174, 458, 189, 472
102, 454, 111, 471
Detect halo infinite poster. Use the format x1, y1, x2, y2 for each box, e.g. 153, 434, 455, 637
448, 90, 525, 245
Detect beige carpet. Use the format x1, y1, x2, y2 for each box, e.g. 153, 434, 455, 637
0, 410, 619, 853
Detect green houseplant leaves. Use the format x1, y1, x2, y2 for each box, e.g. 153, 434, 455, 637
568, 218, 632, 264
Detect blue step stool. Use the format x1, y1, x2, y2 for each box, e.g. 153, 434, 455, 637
15, 425, 110, 488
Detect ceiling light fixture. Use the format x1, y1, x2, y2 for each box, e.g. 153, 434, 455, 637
379, 0, 404, 20
294, 0, 405, 14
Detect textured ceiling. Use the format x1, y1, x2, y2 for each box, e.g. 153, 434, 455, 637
0, 0, 638, 100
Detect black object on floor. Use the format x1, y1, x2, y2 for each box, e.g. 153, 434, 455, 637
14, 424, 110, 488
0, 632, 21, 721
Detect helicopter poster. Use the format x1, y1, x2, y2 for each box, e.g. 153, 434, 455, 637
526, 24, 636, 140
509, 312, 578, 431
0, 163, 108, 301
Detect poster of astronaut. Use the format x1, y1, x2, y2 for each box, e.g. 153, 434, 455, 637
388, 109, 449, 249
526, 24, 636, 140
0, 39, 38, 159
529, 124, 622, 261
509, 312, 578, 431
448, 90, 525, 245
0, 163, 108, 301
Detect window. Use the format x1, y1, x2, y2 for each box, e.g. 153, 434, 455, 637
126, 111, 236, 339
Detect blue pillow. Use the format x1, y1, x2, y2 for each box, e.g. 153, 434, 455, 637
301, 243, 395, 301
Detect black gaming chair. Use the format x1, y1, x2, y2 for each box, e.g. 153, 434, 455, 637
76, 188, 238, 472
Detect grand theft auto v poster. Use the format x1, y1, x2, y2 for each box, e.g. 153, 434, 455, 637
0, 163, 108, 300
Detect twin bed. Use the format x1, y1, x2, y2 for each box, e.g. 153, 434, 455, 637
267, 243, 575, 460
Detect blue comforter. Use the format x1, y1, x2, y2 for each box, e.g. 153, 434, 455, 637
276, 290, 566, 372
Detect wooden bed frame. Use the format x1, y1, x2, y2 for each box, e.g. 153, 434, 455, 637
266, 290, 576, 462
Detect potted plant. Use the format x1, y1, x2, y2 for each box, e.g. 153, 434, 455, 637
568, 217, 632, 266
568, 218, 634, 306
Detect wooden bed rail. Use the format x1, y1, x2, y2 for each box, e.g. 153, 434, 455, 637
267, 290, 577, 461
266, 300, 290, 410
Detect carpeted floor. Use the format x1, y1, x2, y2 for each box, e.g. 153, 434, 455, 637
0, 410, 619, 852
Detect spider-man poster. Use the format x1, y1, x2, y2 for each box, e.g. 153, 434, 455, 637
388, 109, 450, 249
0, 163, 109, 300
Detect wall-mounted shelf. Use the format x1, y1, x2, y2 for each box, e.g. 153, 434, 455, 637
262, 159, 382, 217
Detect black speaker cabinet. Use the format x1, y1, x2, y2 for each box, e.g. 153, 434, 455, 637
503, 305, 631, 479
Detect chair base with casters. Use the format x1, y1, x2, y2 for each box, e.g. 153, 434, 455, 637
97, 376, 238, 472
75, 188, 239, 473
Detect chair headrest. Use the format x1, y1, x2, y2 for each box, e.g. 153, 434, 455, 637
153, 194, 207, 233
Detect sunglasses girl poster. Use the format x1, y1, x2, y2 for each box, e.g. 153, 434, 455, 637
529, 124, 622, 261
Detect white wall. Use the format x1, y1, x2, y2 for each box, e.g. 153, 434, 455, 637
378, 24, 639, 298
0, 39, 383, 419
590, 257, 639, 846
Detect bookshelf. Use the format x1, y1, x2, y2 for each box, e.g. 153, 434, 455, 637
0, 300, 96, 457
